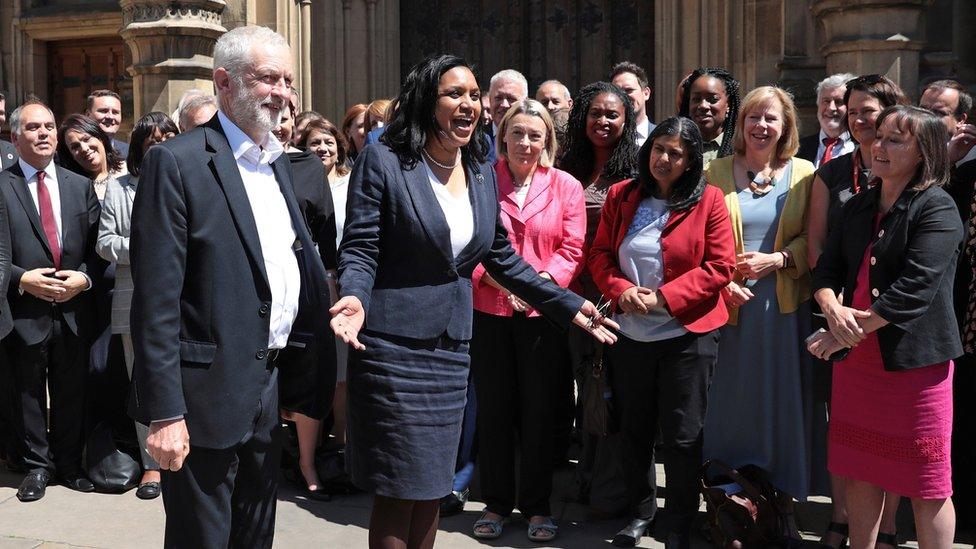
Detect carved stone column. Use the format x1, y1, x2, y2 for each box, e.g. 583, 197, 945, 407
299, 0, 312, 111
120, 0, 227, 120
812, 0, 930, 100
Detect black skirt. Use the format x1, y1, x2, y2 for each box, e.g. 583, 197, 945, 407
346, 330, 470, 500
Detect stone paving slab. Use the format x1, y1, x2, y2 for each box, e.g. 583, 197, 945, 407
1, 468, 973, 548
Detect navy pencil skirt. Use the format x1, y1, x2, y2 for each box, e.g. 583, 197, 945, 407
346, 329, 470, 500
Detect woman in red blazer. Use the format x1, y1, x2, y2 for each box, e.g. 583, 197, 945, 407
468, 99, 586, 543
589, 116, 735, 547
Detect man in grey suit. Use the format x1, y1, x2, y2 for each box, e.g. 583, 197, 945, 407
0, 93, 18, 170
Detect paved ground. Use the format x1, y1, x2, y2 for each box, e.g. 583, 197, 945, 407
0, 463, 974, 549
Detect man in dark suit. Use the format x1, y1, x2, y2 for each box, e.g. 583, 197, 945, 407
84, 89, 129, 157
0, 100, 101, 501
797, 73, 857, 168
129, 25, 333, 548
0, 93, 19, 170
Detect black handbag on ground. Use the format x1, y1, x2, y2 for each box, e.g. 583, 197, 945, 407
581, 344, 610, 437
84, 420, 140, 493
699, 460, 798, 548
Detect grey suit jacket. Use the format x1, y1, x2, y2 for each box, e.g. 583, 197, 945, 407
96, 174, 135, 333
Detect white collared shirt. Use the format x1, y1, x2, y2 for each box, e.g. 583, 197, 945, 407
635, 118, 656, 148
814, 130, 855, 168
19, 159, 63, 246
217, 111, 300, 350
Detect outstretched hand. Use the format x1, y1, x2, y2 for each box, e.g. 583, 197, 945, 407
573, 300, 619, 344
330, 296, 366, 350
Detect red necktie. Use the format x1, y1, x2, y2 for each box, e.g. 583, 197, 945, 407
36, 170, 61, 270
821, 137, 839, 166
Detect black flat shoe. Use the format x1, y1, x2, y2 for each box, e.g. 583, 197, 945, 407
664, 529, 691, 549
61, 473, 95, 493
439, 488, 468, 517
136, 481, 161, 500
876, 531, 898, 548
303, 485, 332, 501
612, 518, 653, 547
17, 471, 51, 502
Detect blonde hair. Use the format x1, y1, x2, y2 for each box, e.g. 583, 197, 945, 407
732, 85, 800, 161
495, 99, 559, 168
365, 99, 393, 131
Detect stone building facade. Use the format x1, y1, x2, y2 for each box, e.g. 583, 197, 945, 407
1, 0, 973, 137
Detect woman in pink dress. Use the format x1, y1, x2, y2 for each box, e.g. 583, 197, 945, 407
808, 105, 963, 548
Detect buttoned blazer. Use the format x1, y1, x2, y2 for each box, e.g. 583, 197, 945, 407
0, 192, 11, 339
812, 184, 964, 371
588, 180, 735, 333
0, 141, 17, 171
471, 162, 586, 317
128, 114, 334, 449
338, 144, 583, 341
0, 162, 100, 344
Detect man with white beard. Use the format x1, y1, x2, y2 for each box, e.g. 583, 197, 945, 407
128, 25, 333, 548
798, 73, 857, 167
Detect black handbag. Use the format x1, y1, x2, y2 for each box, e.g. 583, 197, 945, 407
581, 344, 610, 437
84, 420, 140, 493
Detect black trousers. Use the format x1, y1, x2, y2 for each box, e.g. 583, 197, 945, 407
608, 330, 719, 524
470, 311, 565, 517
161, 368, 281, 549
7, 316, 87, 475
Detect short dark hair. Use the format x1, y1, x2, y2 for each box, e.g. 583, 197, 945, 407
843, 74, 909, 111
922, 79, 972, 120
127, 112, 178, 177
57, 114, 124, 177
876, 105, 950, 191
559, 81, 638, 183
86, 89, 122, 112
678, 67, 742, 158
637, 116, 706, 211
609, 61, 649, 89
381, 54, 487, 168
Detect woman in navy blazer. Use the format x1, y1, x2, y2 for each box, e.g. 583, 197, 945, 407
330, 55, 617, 549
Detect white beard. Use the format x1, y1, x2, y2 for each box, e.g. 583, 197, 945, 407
230, 80, 283, 137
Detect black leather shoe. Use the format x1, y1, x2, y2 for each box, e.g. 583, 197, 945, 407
17, 471, 51, 502
303, 485, 332, 501
439, 488, 468, 517
61, 473, 95, 493
612, 518, 653, 547
136, 481, 161, 500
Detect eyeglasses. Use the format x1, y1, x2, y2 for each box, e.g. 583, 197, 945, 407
587, 295, 613, 330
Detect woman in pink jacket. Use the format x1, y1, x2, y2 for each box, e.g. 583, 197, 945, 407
469, 99, 586, 543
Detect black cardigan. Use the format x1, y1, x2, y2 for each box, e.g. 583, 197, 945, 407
812, 183, 964, 371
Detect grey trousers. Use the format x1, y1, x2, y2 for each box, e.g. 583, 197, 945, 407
121, 334, 159, 470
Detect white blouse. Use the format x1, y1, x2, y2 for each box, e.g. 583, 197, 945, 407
423, 160, 474, 259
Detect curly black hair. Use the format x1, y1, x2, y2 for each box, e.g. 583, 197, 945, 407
380, 54, 488, 168
678, 67, 741, 158
558, 81, 638, 183
636, 116, 706, 211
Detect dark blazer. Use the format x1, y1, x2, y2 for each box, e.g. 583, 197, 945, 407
813, 184, 964, 371
111, 138, 129, 159
588, 180, 735, 332
0, 141, 17, 171
797, 133, 820, 165
338, 144, 583, 341
288, 149, 338, 269
0, 192, 11, 339
0, 162, 100, 345
129, 114, 334, 449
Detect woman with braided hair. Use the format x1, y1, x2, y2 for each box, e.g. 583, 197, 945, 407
679, 67, 741, 165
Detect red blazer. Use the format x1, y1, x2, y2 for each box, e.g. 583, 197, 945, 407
587, 179, 735, 333
472, 162, 586, 317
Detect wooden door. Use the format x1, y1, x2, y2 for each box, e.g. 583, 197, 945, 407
47, 37, 131, 131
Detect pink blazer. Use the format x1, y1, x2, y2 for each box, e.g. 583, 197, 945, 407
472, 161, 586, 317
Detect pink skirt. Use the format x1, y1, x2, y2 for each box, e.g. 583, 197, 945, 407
829, 341, 953, 499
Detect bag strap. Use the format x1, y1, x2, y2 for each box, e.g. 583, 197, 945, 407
590, 344, 605, 376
